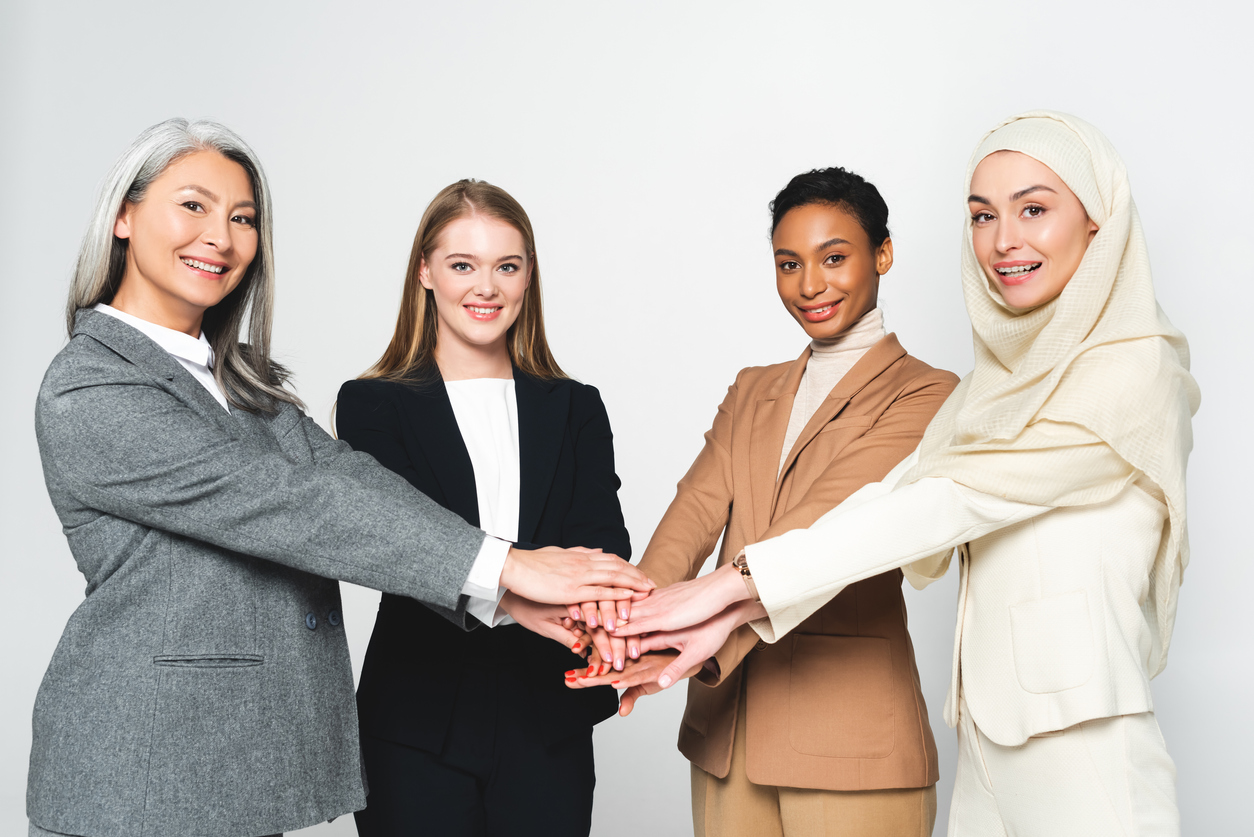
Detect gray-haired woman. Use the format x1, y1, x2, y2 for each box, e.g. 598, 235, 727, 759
27, 118, 651, 837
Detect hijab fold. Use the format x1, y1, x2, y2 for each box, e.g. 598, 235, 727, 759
903, 111, 1200, 677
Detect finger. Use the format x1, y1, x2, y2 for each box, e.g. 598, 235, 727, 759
637, 632, 685, 654
586, 561, 654, 592
573, 586, 643, 602
598, 600, 617, 632
570, 631, 591, 657
580, 602, 598, 628
619, 687, 641, 716
618, 596, 633, 624
567, 605, 582, 622
590, 627, 613, 664
609, 633, 627, 671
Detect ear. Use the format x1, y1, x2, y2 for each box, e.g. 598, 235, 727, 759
114, 202, 135, 240
875, 237, 894, 276
418, 256, 434, 290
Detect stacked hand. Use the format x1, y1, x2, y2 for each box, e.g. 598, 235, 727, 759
558, 563, 768, 714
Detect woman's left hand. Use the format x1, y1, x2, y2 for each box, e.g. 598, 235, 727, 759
610, 563, 750, 638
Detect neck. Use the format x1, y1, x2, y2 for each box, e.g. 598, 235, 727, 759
810, 306, 885, 354
110, 276, 205, 338
435, 336, 513, 381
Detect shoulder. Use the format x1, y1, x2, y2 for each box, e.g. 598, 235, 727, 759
38, 333, 149, 419
886, 345, 961, 396
727, 359, 796, 397
533, 375, 609, 421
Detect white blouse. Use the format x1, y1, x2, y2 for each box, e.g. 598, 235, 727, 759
446, 378, 522, 627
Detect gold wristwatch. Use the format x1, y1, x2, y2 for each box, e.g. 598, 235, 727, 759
732, 551, 760, 602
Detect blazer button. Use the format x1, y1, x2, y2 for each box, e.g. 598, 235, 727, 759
755, 640, 767, 651
328, 610, 342, 627
305, 612, 318, 630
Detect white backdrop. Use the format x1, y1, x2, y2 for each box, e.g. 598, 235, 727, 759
3, 2, 1250, 835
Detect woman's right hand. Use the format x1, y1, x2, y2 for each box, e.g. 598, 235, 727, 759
499, 591, 587, 652
502, 546, 654, 604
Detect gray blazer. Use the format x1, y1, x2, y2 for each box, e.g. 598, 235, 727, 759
28, 310, 487, 837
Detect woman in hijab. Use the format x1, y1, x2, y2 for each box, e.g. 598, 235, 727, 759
608, 111, 1198, 836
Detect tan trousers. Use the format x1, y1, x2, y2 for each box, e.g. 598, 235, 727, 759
949, 696, 1179, 836
690, 687, 937, 837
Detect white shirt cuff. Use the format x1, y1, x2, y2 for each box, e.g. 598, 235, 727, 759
461, 536, 512, 627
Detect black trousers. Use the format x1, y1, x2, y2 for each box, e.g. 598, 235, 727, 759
353, 723, 596, 837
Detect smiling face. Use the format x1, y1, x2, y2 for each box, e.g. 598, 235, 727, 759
419, 213, 533, 374
968, 151, 1098, 310
773, 202, 892, 340
111, 150, 258, 336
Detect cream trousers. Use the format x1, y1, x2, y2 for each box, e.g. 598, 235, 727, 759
949, 696, 1179, 836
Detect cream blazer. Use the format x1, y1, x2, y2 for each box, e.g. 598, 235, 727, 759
744, 451, 1167, 746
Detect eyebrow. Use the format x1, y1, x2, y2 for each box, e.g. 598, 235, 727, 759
967, 185, 1056, 204
178, 185, 257, 210
774, 237, 851, 258
444, 253, 524, 262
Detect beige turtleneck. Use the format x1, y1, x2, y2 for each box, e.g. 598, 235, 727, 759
778, 307, 887, 476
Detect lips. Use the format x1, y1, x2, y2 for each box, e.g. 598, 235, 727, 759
180, 256, 227, 276
798, 300, 840, 323
464, 304, 503, 321
993, 260, 1042, 286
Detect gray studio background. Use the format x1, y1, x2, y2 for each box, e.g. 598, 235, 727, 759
3, 2, 1250, 834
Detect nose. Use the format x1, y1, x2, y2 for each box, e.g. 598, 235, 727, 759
799, 265, 825, 299
473, 273, 499, 298
994, 216, 1022, 255
199, 211, 233, 252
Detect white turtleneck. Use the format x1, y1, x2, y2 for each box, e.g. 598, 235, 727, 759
778, 307, 887, 476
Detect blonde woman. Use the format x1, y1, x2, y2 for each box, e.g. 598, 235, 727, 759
611, 112, 1197, 836
27, 123, 646, 837
337, 180, 630, 836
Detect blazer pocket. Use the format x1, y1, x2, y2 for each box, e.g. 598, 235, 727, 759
1009, 591, 1094, 694
153, 653, 264, 668
787, 634, 894, 759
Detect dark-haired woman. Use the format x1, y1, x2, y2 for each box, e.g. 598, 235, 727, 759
27, 122, 648, 837
573, 168, 957, 836
337, 179, 629, 837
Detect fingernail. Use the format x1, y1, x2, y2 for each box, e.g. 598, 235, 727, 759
611, 680, 621, 686
587, 665, 596, 676
587, 616, 597, 628
658, 675, 672, 688
571, 643, 582, 652
630, 646, 639, 659
572, 609, 581, 620
615, 658, 624, 671
565, 670, 578, 677
565, 677, 576, 683
606, 618, 616, 631
620, 609, 629, 621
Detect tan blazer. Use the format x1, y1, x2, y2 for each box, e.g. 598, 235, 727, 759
638, 334, 957, 790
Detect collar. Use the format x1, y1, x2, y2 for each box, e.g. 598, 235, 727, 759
94, 303, 215, 370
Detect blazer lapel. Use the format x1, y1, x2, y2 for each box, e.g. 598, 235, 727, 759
514, 370, 568, 545
748, 348, 810, 538
771, 333, 909, 516
395, 377, 481, 527
74, 309, 240, 438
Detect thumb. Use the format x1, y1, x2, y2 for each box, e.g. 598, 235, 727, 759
619, 685, 643, 716
657, 646, 702, 689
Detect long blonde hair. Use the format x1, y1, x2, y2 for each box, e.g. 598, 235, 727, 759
362, 179, 566, 381
67, 117, 301, 413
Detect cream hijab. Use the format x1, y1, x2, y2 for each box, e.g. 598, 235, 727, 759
904, 111, 1200, 677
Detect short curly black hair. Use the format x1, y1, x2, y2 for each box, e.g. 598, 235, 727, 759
769, 167, 890, 247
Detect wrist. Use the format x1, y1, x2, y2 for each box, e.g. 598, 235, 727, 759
717, 562, 753, 605
500, 547, 520, 590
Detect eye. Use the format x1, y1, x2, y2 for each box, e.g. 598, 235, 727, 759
232, 214, 256, 228
450, 262, 473, 273
971, 211, 995, 224
182, 201, 205, 213
498, 263, 519, 274
778, 260, 801, 271
1022, 205, 1045, 218
824, 254, 846, 266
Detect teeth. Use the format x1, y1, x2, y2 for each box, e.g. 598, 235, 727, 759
468, 306, 500, 315
182, 257, 224, 274
996, 263, 1041, 276
806, 304, 833, 314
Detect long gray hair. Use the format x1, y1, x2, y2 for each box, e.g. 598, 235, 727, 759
67, 117, 302, 413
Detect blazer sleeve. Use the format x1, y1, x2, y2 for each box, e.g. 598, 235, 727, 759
36, 367, 486, 611
636, 373, 739, 589
335, 379, 473, 626
559, 384, 631, 560
700, 366, 959, 685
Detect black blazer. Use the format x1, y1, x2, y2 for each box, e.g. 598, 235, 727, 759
336, 369, 630, 752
